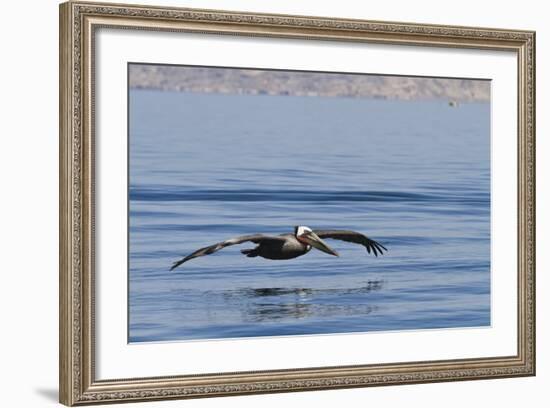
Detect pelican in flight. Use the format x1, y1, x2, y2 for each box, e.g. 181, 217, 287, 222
170, 226, 387, 270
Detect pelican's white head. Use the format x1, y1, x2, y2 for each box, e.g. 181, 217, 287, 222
294, 226, 339, 257
295, 225, 313, 237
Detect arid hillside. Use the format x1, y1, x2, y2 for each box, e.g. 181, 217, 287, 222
129, 64, 490, 102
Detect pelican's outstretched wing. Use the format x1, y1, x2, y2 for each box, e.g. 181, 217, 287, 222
170, 234, 287, 270
312, 230, 387, 257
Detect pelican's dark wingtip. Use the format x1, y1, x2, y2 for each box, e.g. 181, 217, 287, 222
367, 241, 388, 257
170, 259, 185, 271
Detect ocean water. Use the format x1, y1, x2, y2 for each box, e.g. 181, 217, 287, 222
128, 89, 490, 342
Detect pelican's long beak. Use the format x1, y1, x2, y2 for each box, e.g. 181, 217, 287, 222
303, 232, 339, 257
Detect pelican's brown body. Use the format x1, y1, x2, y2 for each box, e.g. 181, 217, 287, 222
241, 233, 312, 260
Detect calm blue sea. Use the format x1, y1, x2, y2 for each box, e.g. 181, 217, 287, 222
128, 88, 490, 342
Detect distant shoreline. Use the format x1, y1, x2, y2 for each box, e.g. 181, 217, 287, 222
129, 64, 490, 103
129, 86, 490, 104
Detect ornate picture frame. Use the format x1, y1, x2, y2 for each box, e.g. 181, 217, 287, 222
59, 1, 535, 405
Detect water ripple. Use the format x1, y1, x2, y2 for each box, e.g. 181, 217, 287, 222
130, 187, 489, 205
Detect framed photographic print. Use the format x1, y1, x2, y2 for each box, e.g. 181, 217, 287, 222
59, 1, 536, 405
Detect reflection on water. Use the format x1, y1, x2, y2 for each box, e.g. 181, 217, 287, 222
245, 302, 379, 322
214, 281, 384, 322
128, 90, 491, 342
250, 303, 313, 321
221, 280, 384, 299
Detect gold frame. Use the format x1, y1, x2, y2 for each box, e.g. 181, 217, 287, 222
59, 1, 536, 405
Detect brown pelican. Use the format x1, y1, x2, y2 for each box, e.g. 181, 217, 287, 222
170, 226, 387, 270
